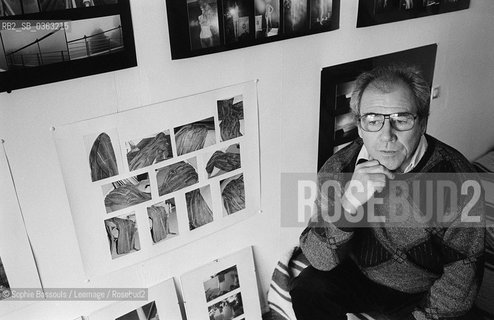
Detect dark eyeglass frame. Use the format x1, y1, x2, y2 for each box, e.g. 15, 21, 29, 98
358, 112, 418, 132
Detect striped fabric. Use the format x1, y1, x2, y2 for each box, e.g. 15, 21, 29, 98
267, 247, 379, 320
268, 150, 494, 320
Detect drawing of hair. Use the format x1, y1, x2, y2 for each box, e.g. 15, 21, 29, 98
175, 122, 215, 155
104, 184, 151, 212
187, 189, 213, 230
222, 174, 245, 215
147, 204, 171, 243
156, 161, 199, 195
218, 97, 244, 141
105, 217, 139, 255
127, 132, 172, 171
89, 132, 119, 182
206, 150, 241, 175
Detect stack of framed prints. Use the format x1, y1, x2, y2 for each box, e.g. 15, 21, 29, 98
53, 81, 261, 277
318, 44, 437, 170
166, 0, 340, 59
0, 141, 43, 316
180, 246, 262, 320
89, 278, 182, 320
357, 0, 470, 27
0, 0, 137, 92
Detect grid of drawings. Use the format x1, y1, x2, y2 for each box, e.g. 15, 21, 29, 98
82, 95, 248, 261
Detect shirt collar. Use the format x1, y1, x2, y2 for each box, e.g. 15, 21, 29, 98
356, 135, 428, 173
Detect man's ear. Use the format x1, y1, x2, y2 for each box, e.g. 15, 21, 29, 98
420, 118, 428, 135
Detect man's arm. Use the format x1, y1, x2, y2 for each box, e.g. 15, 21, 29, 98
412, 194, 485, 319
300, 160, 395, 271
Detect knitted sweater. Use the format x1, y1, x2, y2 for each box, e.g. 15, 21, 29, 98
300, 134, 485, 320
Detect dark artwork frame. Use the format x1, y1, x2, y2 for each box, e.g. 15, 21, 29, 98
317, 44, 437, 170
357, 0, 469, 27
166, 0, 340, 60
0, 0, 137, 93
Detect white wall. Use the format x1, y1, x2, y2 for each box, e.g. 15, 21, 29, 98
1, 0, 493, 319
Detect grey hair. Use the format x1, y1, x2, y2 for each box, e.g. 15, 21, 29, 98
349, 64, 431, 123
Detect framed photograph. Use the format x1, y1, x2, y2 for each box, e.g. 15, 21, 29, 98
180, 246, 262, 320
0, 0, 137, 92
0, 141, 43, 316
89, 278, 181, 320
53, 81, 261, 277
166, 0, 340, 59
318, 44, 437, 170
357, 0, 469, 27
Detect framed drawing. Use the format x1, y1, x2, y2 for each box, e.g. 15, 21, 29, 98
318, 44, 437, 170
53, 81, 261, 277
357, 0, 470, 27
166, 0, 340, 59
0, 0, 137, 93
180, 246, 262, 320
89, 278, 181, 320
0, 141, 43, 316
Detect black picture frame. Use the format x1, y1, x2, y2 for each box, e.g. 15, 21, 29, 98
0, 0, 137, 93
357, 0, 470, 27
166, 0, 340, 60
318, 44, 437, 170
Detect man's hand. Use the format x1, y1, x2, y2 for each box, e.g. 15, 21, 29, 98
341, 160, 395, 213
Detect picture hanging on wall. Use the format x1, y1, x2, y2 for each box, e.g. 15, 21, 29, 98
53, 81, 261, 278
318, 44, 437, 170
180, 246, 262, 320
356, 0, 470, 27
0, 0, 137, 93
0, 141, 43, 316
89, 278, 181, 320
166, 0, 340, 59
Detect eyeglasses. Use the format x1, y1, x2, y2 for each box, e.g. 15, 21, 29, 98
358, 112, 418, 132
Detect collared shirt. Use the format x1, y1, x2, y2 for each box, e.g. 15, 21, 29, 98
355, 135, 428, 173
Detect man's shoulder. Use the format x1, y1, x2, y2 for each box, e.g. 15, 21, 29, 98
426, 134, 476, 173
319, 139, 363, 174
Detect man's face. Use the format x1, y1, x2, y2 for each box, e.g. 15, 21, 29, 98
357, 80, 425, 172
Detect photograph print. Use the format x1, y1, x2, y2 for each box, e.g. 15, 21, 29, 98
222, 0, 252, 44
217, 95, 244, 142
220, 173, 245, 216
318, 44, 437, 170
187, 0, 220, 50
204, 265, 240, 302
254, 0, 280, 38
357, 0, 469, 27
174, 117, 216, 156
208, 292, 244, 320
186, 185, 214, 230
115, 301, 158, 320
283, 0, 308, 34
310, 0, 333, 30
156, 158, 199, 196
102, 173, 152, 213
0, 257, 10, 300
206, 143, 241, 178
0, 0, 118, 16
104, 212, 140, 259
84, 130, 120, 182
0, 15, 124, 71
147, 198, 178, 244
125, 130, 173, 172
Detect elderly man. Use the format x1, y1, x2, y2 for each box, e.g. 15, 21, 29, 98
290, 65, 484, 320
